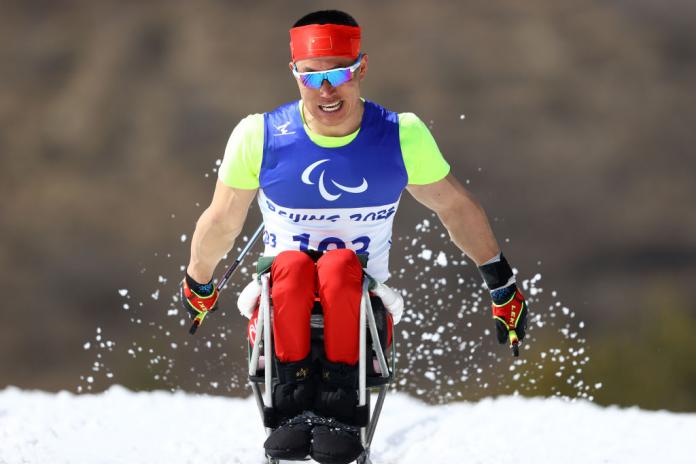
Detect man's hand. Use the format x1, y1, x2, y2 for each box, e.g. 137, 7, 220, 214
478, 253, 529, 356
180, 273, 219, 334
491, 284, 528, 353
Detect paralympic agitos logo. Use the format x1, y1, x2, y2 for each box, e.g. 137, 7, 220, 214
301, 159, 368, 201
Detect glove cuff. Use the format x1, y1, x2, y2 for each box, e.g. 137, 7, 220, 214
490, 283, 517, 305
477, 252, 515, 292
185, 272, 215, 297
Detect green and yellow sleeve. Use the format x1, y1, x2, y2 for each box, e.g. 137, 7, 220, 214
218, 113, 265, 189
398, 112, 451, 185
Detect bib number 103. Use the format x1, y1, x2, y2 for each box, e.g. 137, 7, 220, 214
293, 233, 370, 255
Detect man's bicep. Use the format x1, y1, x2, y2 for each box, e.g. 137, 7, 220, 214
207, 179, 257, 229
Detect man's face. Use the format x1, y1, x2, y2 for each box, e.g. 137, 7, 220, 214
289, 54, 368, 131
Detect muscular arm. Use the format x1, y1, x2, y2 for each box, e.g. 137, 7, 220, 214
407, 173, 500, 266
186, 180, 257, 283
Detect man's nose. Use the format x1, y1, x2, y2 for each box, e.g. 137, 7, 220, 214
319, 79, 337, 96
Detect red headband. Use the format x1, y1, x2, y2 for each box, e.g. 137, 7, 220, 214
289, 24, 361, 62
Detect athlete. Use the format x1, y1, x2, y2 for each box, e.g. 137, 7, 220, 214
180, 9, 528, 464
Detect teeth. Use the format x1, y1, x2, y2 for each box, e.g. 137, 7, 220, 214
319, 101, 342, 112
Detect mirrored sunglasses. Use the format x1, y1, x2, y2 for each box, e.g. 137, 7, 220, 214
292, 54, 363, 89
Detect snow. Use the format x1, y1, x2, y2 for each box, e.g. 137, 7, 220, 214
434, 251, 447, 267
1, 386, 693, 464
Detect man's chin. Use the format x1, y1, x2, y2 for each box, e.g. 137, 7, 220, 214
303, 97, 362, 134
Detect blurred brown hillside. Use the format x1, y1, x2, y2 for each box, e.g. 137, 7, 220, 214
1, 0, 695, 410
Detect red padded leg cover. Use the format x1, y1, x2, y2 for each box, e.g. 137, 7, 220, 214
269, 251, 316, 362
316, 249, 363, 365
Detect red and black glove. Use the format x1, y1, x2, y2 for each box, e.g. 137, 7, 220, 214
180, 273, 219, 334
478, 253, 528, 356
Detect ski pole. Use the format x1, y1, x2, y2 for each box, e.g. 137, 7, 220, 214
189, 222, 265, 335
216, 222, 265, 292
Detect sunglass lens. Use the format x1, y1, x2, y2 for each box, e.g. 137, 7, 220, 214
327, 69, 352, 87
301, 73, 324, 89
299, 67, 354, 89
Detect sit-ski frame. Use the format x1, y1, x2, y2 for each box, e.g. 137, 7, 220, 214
248, 273, 393, 464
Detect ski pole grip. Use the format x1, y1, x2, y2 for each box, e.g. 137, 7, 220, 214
189, 313, 205, 335
509, 330, 519, 357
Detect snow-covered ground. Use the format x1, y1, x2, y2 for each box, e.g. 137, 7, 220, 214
1, 386, 693, 464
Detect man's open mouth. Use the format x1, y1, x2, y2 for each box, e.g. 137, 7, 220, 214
319, 101, 343, 113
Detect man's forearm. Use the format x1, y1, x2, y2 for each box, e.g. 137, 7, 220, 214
408, 174, 501, 265
436, 190, 500, 266
186, 207, 243, 283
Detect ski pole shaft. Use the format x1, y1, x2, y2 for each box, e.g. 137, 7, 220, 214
216, 222, 265, 292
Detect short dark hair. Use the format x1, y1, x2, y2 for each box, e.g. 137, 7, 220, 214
292, 10, 359, 28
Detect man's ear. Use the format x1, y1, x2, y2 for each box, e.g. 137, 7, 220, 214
358, 53, 368, 81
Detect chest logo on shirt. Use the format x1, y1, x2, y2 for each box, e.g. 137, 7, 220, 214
301, 159, 368, 202
273, 121, 296, 136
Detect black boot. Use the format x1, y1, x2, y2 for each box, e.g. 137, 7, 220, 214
272, 356, 316, 418
311, 422, 363, 464
263, 357, 316, 461
311, 360, 363, 464
263, 414, 314, 461
314, 359, 359, 424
